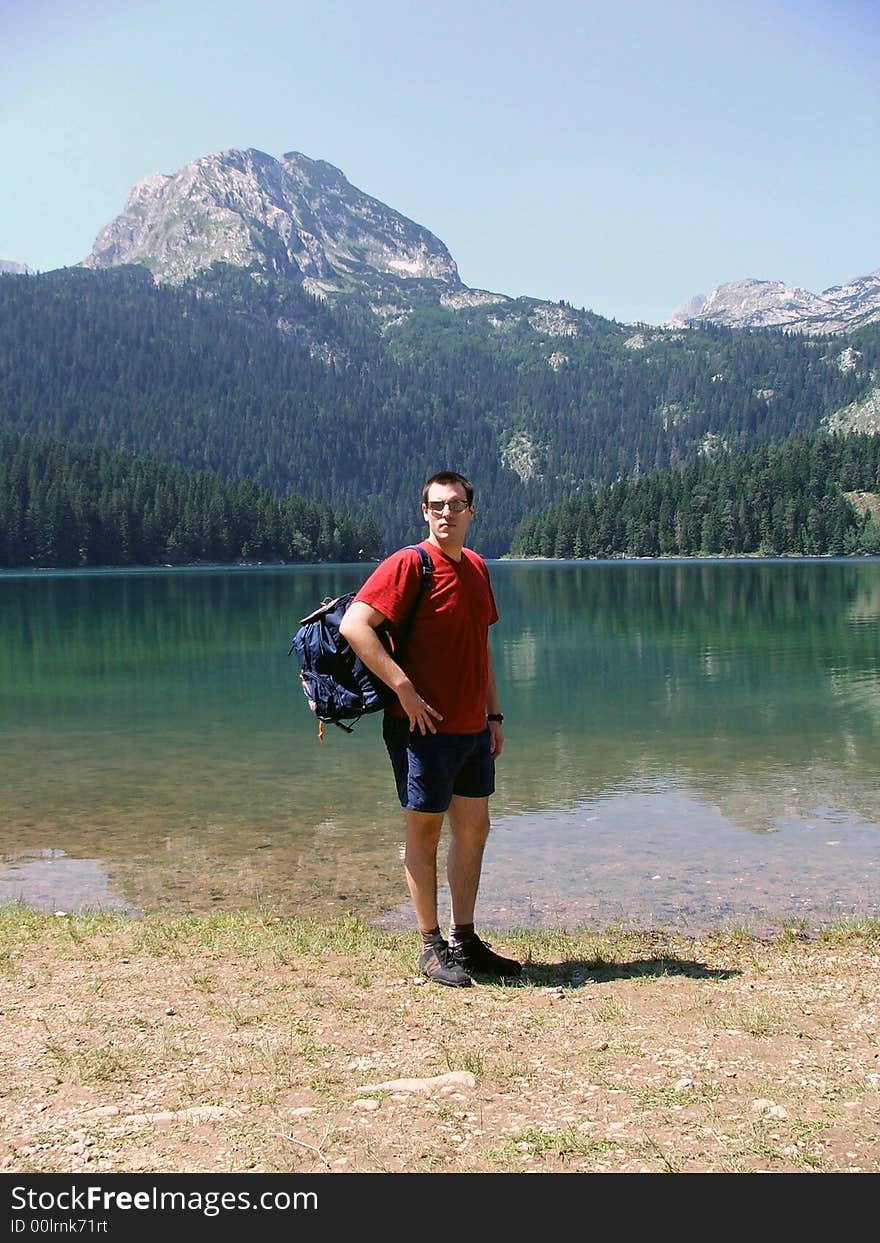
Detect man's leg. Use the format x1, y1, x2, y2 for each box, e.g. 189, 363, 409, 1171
447, 794, 522, 979
403, 809, 444, 932
405, 808, 472, 987
446, 794, 490, 926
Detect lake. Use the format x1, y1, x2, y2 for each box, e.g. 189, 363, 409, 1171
1, 558, 878, 935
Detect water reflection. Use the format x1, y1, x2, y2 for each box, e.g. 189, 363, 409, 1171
1, 560, 878, 929
494, 559, 880, 830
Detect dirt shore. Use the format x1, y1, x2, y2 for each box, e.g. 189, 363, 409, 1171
1, 910, 878, 1174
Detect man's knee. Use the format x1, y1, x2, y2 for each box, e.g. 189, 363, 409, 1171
455, 820, 490, 848
448, 799, 490, 844
405, 810, 444, 849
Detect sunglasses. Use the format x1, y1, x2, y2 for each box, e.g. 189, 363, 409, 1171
425, 499, 470, 515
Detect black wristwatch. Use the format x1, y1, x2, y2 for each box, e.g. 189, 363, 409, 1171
487, 713, 504, 723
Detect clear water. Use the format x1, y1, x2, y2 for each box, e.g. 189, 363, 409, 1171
1, 558, 878, 933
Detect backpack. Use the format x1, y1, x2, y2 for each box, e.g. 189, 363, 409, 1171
289, 545, 432, 740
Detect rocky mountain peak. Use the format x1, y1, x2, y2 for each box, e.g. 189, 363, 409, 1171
0, 260, 34, 276
667, 270, 880, 336
81, 147, 462, 290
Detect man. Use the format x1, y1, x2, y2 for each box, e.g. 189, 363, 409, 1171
339, 471, 521, 987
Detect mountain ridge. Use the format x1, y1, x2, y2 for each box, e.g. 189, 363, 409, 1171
81, 147, 462, 297
7, 145, 878, 336
0, 260, 34, 276
76, 145, 880, 336
667, 270, 880, 336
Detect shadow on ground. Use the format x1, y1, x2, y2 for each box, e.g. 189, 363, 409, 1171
506, 956, 741, 988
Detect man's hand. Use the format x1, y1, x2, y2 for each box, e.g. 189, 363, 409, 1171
396, 682, 443, 734
488, 720, 504, 758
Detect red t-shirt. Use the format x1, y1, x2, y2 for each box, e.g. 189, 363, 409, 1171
354, 540, 498, 734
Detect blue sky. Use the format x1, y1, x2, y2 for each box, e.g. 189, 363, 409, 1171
2, 0, 877, 325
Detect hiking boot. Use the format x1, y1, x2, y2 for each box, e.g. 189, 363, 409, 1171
418, 939, 472, 988
449, 934, 522, 979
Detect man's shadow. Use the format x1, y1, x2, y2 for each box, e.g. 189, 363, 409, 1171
514, 955, 740, 987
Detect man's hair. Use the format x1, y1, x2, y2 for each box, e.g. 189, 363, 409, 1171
421, 471, 474, 507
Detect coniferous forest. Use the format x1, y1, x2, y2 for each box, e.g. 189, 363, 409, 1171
510, 433, 880, 558
0, 432, 381, 568
1, 263, 880, 564
3, 427, 878, 570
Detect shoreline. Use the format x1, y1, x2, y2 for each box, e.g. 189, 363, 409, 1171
3, 552, 880, 577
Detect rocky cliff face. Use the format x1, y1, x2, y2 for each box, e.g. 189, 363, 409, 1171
81, 148, 461, 292
667, 270, 880, 335
0, 261, 34, 275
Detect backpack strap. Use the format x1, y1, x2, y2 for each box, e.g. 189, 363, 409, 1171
393, 544, 432, 655
408, 543, 432, 587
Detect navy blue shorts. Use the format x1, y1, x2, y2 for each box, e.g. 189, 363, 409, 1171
382, 716, 495, 814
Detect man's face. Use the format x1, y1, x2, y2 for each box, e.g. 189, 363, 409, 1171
422, 481, 474, 547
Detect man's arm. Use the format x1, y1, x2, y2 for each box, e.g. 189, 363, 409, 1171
486, 645, 504, 758
339, 601, 443, 734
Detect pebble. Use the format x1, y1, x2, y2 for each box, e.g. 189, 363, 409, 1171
359, 1071, 476, 1094
751, 1099, 787, 1119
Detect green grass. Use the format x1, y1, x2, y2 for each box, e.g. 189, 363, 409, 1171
2, 905, 877, 964
44, 1039, 131, 1085
497, 1126, 616, 1163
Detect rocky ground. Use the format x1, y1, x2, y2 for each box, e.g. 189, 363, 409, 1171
1, 910, 878, 1175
